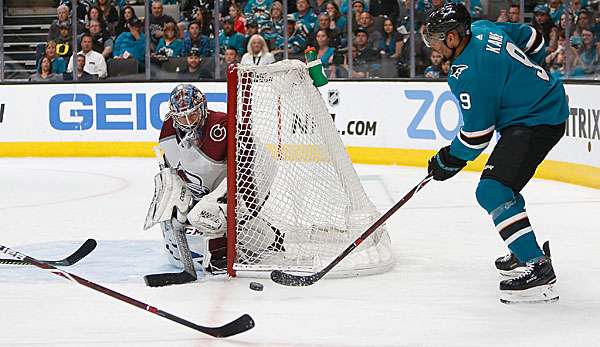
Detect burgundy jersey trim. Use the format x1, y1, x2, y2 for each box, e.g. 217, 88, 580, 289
200, 111, 228, 162
158, 110, 228, 162
159, 117, 176, 141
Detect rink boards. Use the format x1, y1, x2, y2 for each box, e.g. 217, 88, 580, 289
0, 80, 597, 188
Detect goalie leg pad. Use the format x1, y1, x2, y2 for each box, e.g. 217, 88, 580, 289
161, 220, 226, 271
237, 216, 286, 264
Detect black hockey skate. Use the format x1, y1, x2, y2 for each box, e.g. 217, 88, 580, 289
495, 241, 550, 277
499, 245, 558, 304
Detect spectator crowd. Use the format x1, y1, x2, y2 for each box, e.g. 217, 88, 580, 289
28, 0, 600, 82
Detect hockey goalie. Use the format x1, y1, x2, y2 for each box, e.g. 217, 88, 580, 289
143, 83, 280, 284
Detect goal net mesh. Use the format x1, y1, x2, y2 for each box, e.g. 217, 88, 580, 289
229, 60, 394, 277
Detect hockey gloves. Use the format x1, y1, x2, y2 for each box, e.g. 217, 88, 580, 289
428, 146, 467, 181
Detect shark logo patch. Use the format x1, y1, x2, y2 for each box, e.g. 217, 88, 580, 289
450, 64, 469, 79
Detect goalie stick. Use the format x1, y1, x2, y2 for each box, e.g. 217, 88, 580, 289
0, 239, 96, 266
144, 147, 199, 287
144, 209, 199, 287
271, 175, 433, 286
0, 243, 255, 338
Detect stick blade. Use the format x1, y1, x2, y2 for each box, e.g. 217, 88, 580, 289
203, 314, 255, 338
0, 239, 97, 266
61, 239, 97, 265
144, 271, 197, 287
270, 270, 319, 287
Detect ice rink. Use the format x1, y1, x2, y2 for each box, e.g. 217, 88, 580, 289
0, 158, 598, 347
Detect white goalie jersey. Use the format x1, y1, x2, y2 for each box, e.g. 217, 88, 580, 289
143, 110, 229, 272
158, 110, 228, 199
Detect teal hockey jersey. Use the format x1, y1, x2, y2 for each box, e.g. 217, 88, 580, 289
447, 20, 568, 161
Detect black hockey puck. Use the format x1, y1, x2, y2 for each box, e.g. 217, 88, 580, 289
249, 281, 264, 291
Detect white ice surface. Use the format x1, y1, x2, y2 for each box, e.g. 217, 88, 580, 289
0, 158, 598, 347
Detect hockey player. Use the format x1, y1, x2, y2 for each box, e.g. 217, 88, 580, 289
143, 84, 229, 276
143, 84, 281, 281
423, 3, 568, 303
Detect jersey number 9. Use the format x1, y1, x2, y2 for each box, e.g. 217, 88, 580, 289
459, 92, 471, 109
506, 42, 550, 82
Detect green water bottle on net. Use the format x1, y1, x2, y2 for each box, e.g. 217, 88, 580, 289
304, 46, 328, 87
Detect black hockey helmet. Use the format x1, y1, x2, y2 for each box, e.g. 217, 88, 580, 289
423, 3, 472, 48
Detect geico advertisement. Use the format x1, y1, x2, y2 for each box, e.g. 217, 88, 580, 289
0, 82, 226, 142
0, 81, 460, 147
0, 81, 597, 167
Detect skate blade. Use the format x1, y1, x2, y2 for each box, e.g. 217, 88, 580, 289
500, 283, 559, 304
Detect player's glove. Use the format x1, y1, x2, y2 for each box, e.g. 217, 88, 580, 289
428, 146, 467, 181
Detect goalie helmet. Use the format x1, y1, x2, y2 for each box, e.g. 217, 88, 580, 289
167, 84, 208, 135
423, 3, 471, 48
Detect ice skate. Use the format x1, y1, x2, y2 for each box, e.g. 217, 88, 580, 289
495, 241, 550, 277
499, 253, 558, 304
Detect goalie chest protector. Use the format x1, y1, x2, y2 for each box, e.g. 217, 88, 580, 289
158, 110, 228, 198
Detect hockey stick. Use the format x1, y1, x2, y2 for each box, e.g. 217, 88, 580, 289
0, 239, 97, 266
271, 175, 433, 286
0, 244, 255, 338
144, 147, 199, 287
144, 270, 197, 287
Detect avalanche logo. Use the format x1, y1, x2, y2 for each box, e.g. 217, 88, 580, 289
180, 168, 210, 199
209, 124, 226, 142
450, 64, 469, 79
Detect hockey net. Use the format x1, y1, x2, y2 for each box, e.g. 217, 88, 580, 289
226, 60, 394, 278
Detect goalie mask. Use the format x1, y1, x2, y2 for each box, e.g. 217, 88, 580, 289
167, 84, 208, 140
